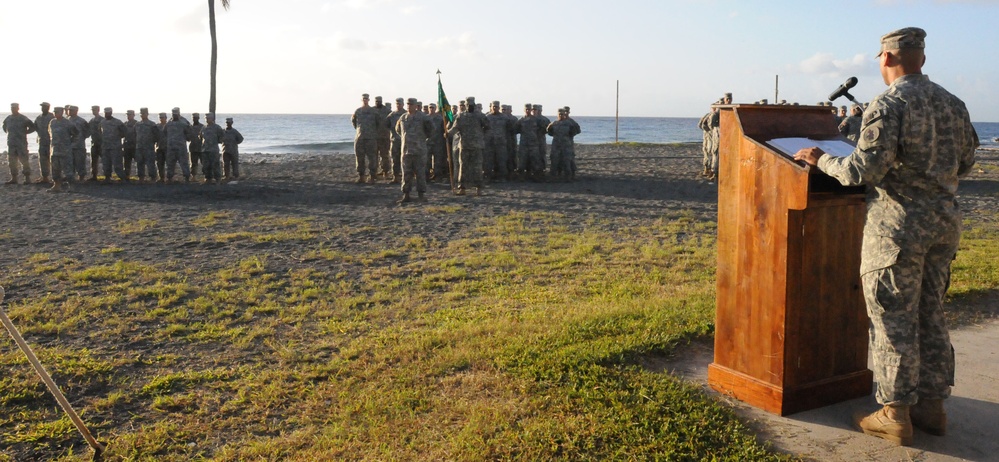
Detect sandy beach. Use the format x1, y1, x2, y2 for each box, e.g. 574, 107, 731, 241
1, 143, 997, 460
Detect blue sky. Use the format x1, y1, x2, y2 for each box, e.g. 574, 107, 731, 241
3, 0, 998, 120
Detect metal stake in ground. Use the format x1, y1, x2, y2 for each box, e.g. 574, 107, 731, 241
0, 286, 105, 459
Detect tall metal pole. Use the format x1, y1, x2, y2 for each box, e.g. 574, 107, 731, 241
775, 75, 779, 103
615, 80, 619, 143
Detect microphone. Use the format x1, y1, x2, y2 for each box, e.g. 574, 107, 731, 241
828, 77, 859, 103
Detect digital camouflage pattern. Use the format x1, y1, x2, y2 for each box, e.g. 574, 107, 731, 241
3, 112, 36, 178
351, 105, 379, 177
818, 73, 978, 406
394, 110, 433, 195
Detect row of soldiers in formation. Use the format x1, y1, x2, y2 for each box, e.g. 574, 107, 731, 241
352, 94, 581, 201
2, 102, 244, 192
697, 92, 734, 181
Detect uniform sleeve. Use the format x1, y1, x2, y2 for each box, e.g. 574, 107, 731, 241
27, 119, 37, 135
817, 98, 900, 187
957, 111, 978, 177
235, 129, 244, 144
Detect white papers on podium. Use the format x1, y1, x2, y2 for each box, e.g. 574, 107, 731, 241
767, 137, 856, 159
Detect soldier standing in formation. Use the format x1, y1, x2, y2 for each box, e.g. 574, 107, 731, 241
794, 27, 977, 446
502, 104, 518, 180
350, 93, 379, 184
698, 105, 718, 179
546, 108, 581, 181
373, 96, 392, 178
386, 97, 406, 184
123, 110, 138, 177
47, 106, 79, 192
199, 113, 225, 184
3, 103, 36, 184
222, 117, 243, 180
426, 103, 447, 182
447, 96, 488, 196
99, 107, 127, 182
67, 106, 89, 181
394, 98, 434, 203
134, 108, 159, 183
155, 112, 168, 182
88, 105, 102, 181
34, 102, 54, 184
189, 113, 204, 179
484, 101, 513, 182
164, 108, 193, 183
515, 103, 543, 181
534, 105, 550, 173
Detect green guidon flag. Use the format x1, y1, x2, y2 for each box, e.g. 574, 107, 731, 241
437, 71, 454, 124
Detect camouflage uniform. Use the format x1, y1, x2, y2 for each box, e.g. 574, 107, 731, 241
564, 109, 581, 176
535, 106, 550, 171
35, 109, 54, 180
708, 109, 720, 174
133, 114, 159, 181
222, 122, 243, 179
123, 113, 138, 177
485, 105, 513, 180
199, 121, 225, 181
546, 115, 581, 179
88, 109, 103, 179
817, 73, 978, 406
47, 114, 79, 182
395, 105, 434, 196
189, 116, 204, 177
698, 111, 714, 173
156, 115, 168, 180
351, 102, 379, 179
387, 104, 406, 180
449, 98, 488, 192
374, 99, 392, 176
502, 105, 518, 178
515, 107, 543, 178
100, 112, 128, 180
839, 113, 863, 142
2, 110, 36, 182
165, 115, 193, 180
68, 110, 90, 180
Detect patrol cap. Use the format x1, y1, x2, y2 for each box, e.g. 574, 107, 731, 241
158, 112, 168, 118
524, 103, 532, 109
91, 105, 100, 110
724, 92, 733, 99
193, 113, 200, 117
490, 100, 500, 106
225, 117, 233, 123
465, 96, 476, 105
877, 27, 926, 57
395, 97, 404, 104
532, 104, 541, 110
416, 101, 422, 106
41, 102, 50, 108
362, 93, 370, 99
126, 109, 135, 115
69, 105, 78, 111
374, 96, 382, 101
171, 107, 180, 114
10, 103, 18, 109
428, 103, 437, 108
407, 97, 418, 105
563, 106, 571, 112
557, 108, 566, 114
205, 112, 216, 119
140, 107, 149, 114
53, 106, 64, 113
104, 107, 113, 113
840, 105, 847, 110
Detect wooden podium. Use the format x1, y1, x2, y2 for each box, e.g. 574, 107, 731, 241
707, 104, 873, 416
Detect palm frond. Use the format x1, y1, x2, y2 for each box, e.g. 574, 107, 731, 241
221, 0, 231, 10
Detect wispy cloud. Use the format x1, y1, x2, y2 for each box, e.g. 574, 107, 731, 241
799, 52, 872, 77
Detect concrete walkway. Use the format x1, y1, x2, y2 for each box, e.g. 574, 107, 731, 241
664, 319, 999, 461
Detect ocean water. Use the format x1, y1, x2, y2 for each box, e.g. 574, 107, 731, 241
4, 112, 998, 155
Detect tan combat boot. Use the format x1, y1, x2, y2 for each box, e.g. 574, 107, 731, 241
910, 398, 946, 436
355, 174, 365, 184
856, 404, 913, 446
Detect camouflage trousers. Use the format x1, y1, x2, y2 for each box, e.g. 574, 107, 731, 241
135, 146, 157, 180
6, 144, 31, 178
401, 150, 427, 195
190, 150, 202, 176
51, 147, 74, 182
549, 143, 572, 177
353, 138, 377, 177
390, 139, 402, 176
102, 145, 126, 180
123, 146, 135, 178
203, 150, 222, 181
376, 136, 391, 175
518, 141, 543, 174
90, 140, 101, 177
701, 131, 712, 170
165, 145, 191, 179
458, 146, 483, 190
73, 145, 88, 179
861, 233, 958, 406
223, 150, 240, 179
506, 136, 517, 174
38, 143, 51, 179
484, 136, 507, 179
428, 138, 448, 180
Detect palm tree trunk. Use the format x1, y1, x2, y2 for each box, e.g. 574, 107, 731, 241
209, 0, 218, 114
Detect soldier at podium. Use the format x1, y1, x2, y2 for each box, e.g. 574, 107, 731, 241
794, 27, 978, 446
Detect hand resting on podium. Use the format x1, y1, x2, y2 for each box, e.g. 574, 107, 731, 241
793, 147, 824, 166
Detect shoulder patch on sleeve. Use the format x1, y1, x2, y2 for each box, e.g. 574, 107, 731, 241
863, 126, 880, 144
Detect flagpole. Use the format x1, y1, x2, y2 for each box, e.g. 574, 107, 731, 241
437, 70, 456, 191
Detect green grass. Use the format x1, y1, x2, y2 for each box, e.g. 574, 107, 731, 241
4, 208, 996, 461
